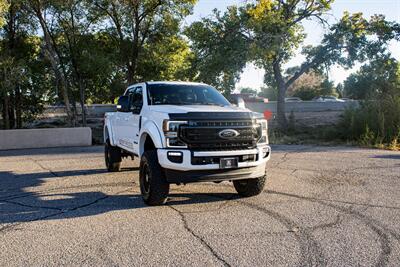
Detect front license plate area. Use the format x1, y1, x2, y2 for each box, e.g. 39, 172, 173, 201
220, 157, 238, 169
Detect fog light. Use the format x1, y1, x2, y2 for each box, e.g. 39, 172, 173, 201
167, 151, 183, 163
262, 147, 270, 158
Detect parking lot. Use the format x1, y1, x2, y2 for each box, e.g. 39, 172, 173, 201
1, 145, 399, 266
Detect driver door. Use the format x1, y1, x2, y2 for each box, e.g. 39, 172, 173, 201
118, 86, 143, 153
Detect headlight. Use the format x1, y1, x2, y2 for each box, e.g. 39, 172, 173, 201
256, 119, 268, 144
163, 120, 187, 147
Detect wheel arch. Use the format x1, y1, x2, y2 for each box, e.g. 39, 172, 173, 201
139, 121, 164, 157
104, 126, 109, 143
104, 115, 117, 146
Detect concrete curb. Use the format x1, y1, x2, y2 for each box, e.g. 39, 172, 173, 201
0, 127, 92, 150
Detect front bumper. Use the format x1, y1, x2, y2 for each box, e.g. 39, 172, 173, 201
157, 145, 271, 171
164, 163, 266, 184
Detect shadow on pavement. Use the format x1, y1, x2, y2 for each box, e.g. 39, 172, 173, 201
0, 146, 103, 158
0, 167, 231, 226
372, 154, 400, 160
0, 168, 138, 192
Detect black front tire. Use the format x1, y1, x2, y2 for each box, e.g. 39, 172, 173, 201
105, 139, 121, 172
139, 150, 170, 205
233, 175, 266, 197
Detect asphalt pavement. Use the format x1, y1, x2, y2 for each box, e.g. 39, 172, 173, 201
0, 145, 399, 266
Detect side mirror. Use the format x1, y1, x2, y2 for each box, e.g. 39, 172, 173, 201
117, 96, 130, 112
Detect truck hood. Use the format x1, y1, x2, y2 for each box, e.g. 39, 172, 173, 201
148, 105, 250, 114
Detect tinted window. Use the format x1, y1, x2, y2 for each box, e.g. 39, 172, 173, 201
147, 84, 230, 106
129, 87, 143, 113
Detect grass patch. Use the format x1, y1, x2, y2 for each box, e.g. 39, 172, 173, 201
269, 125, 350, 146
269, 124, 399, 151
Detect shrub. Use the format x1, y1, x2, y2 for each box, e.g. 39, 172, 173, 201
338, 94, 400, 149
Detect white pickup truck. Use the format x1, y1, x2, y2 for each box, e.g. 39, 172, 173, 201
104, 81, 271, 205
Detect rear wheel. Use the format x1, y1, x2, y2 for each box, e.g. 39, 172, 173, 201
233, 175, 266, 197
139, 151, 170, 205
105, 139, 121, 172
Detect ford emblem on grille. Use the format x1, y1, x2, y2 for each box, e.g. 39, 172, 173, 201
218, 129, 240, 139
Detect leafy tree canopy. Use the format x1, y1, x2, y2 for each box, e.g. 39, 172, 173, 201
344, 56, 400, 99
185, 6, 250, 95
187, 0, 400, 128
90, 0, 197, 84
1, 0, 197, 128
0, 0, 8, 27
240, 87, 257, 95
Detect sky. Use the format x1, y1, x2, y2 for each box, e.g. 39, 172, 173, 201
185, 0, 400, 91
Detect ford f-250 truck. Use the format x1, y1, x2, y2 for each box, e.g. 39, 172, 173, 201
104, 81, 271, 205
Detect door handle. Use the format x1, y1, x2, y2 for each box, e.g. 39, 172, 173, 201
124, 117, 129, 121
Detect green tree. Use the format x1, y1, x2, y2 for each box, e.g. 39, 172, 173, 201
240, 87, 257, 95
245, 0, 334, 127
0, 0, 8, 27
26, 0, 76, 126
1, 0, 48, 129
2, 0, 198, 129
73, 32, 124, 104
188, 1, 399, 129
339, 59, 400, 147
287, 70, 325, 100
336, 83, 344, 98
91, 0, 196, 85
135, 15, 194, 82
344, 56, 399, 99
185, 7, 249, 95
54, 0, 92, 126
320, 79, 336, 96
49, 0, 116, 126
258, 86, 277, 101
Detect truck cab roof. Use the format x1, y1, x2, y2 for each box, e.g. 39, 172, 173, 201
129, 81, 208, 87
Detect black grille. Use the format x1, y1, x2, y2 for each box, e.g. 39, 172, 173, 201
180, 120, 261, 151
190, 120, 253, 127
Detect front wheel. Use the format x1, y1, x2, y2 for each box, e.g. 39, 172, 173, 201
233, 175, 266, 197
139, 151, 170, 205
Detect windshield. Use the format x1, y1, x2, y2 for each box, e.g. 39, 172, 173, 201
147, 84, 231, 106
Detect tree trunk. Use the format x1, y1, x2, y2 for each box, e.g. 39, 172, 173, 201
126, 47, 139, 85
9, 99, 15, 129
78, 77, 87, 127
1, 105, 4, 129
272, 61, 288, 129
15, 85, 22, 128
59, 71, 74, 126
71, 96, 77, 127
6, 2, 17, 129
127, 62, 135, 85
126, 11, 141, 85
276, 83, 288, 129
3, 95, 10, 130
33, 5, 75, 127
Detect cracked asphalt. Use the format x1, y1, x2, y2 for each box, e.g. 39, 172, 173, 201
0, 145, 399, 266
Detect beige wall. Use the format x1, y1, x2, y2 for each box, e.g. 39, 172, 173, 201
0, 127, 92, 150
